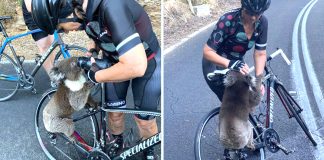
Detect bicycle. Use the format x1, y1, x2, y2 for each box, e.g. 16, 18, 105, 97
0, 16, 87, 101
35, 59, 161, 160
194, 48, 317, 160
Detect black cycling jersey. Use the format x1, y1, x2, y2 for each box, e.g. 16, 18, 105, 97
84, 0, 161, 119
206, 8, 268, 60
85, 0, 159, 58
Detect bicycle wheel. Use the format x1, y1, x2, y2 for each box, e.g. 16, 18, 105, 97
0, 53, 19, 101
54, 45, 87, 63
276, 85, 317, 146
35, 88, 99, 160
194, 107, 265, 160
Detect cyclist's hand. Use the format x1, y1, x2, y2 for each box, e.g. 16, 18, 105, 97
241, 63, 249, 75
228, 60, 248, 75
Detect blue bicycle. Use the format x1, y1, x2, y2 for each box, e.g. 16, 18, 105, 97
0, 16, 87, 101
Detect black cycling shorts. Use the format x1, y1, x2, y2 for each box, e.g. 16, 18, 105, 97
104, 49, 161, 120
22, 1, 48, 41
202, 58, 226, 102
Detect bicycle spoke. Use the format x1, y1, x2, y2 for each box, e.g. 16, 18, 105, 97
0, 53, 19, 101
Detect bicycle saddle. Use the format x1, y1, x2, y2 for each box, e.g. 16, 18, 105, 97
0, 16, 13, 21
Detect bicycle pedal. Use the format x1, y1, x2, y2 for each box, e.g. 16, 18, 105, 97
273, 141, 294, 155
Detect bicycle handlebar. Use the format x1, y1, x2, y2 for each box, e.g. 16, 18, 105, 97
249, 48, 291, 72
207, 48, 291, 80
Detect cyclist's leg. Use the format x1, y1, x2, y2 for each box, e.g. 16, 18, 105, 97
22, 1, 54, 74
105, 81, 129, 135
202, 58, 225, 101
35, 35, 55, 74
104, 80, 129, 157
132, 49, 160, 159
132, 49, 160, 140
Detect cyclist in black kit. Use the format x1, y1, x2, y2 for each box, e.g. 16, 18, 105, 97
22, 0, 55, 75
31, 0, 160, 159
203, 0, 271, 101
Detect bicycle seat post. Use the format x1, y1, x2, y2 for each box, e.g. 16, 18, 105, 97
0, 21, 9, 38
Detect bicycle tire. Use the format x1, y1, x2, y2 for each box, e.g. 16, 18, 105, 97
35, 88, 99, 160
194, 107, 265, 160
276, 85, 317, 146
54, 45, 87, 63
0, 53, 19, 101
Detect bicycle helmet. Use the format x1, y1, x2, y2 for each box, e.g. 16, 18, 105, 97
31, 0, 74, 34
241, 0, 271, 15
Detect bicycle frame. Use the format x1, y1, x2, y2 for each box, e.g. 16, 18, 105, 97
0, 21, 71, 83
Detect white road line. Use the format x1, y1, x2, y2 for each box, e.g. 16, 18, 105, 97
292, 0, 324, 158
163, 21, 216, 56
292, 0, 317, 131
301, 0, 324, 118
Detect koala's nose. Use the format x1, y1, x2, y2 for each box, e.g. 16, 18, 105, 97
77, 57, 92, 70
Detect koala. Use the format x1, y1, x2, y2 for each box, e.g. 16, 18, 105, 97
43, 57, 97, 141
219, 71, 262, 150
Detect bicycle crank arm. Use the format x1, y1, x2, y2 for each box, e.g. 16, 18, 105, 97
272, 140, 294, 155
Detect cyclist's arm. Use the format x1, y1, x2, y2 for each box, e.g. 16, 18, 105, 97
203, 14, 232, 68
254, 15, 268, 76
93, 0, 147, 82
203, 44, 230, 68
95, 44, 147, 82
254, 49, 266, 76
24, 0, 32, 12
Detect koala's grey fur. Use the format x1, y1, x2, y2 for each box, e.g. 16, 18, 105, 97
43, 57, 97, 141
219, 71, 262, 150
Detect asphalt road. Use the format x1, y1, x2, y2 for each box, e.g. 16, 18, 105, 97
165, 0, 324, 159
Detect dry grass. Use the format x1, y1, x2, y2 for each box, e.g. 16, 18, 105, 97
163, 0, 240, 48
0, 0, 18, 17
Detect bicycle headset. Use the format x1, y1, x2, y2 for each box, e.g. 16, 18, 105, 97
241, 0, 271, 15
31, 0, 85, 34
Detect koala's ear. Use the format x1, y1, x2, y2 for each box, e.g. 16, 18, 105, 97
223, 73, 237, 87
49, 67, 65, 84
